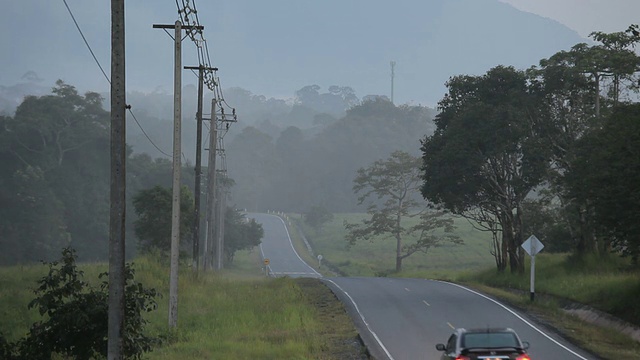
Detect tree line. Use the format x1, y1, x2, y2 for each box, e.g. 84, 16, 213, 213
421, 27, 640, 272
0, 81, 261, 265
341, 27, 640, 274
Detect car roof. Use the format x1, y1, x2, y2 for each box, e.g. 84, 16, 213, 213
456, 327, 517, 334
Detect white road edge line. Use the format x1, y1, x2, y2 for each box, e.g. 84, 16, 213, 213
324, 279, 395, 360
273, 214, 322, 277
437, 281, 589, 360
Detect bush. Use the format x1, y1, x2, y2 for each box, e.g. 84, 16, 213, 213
0, 332, 16, 360
6, 247, 159, 359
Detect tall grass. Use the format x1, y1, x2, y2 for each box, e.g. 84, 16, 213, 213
0, 249, 350, 359
455, 253, 640, 325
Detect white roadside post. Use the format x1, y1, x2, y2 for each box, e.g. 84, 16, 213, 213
264, 258, 270, 277
317, 254, 323, 267
522, 235, 544, 301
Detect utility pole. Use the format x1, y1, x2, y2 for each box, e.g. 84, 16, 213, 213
184, 65, 217, 273
108, 0, 126, 359
169, 19, 182, 330
205, 98, 218, 270
189, 65, 203, 274
153, 20, 203, 329
217, 177, 227, 270
390, 61, 396, 104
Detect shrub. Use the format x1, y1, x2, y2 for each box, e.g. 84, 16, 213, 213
7, 247, 159, 359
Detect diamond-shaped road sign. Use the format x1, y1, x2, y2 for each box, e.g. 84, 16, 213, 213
522, 235, 544, 256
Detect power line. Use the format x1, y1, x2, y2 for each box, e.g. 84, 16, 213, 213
62, 0, 110, 85
61, 0, 172, 159
127, 109, 172, 158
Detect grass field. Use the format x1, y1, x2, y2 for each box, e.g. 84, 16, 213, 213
292, 212, 496, 277
0, 249, 365, 359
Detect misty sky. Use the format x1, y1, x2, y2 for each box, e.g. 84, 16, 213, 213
500, 0, 638, 37
1, 1, 638, 105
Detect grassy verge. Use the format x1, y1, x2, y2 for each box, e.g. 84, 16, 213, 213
0, 249, 366, 359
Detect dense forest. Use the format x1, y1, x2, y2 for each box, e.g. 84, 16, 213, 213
1, 27, 639, 266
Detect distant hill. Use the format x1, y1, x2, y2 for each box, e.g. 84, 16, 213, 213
206, 0, 585, 106
1, 0, 585, 109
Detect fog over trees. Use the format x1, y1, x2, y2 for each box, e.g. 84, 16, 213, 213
0, 3, 638, 269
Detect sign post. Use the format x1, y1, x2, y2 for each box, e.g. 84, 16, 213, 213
317, 254, 323, 267
263, 258, 270, 277
521, 235, 544, 301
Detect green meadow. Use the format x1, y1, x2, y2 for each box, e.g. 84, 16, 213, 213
290, 213, 496, 277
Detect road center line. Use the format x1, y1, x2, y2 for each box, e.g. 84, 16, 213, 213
423, 300, 431, 307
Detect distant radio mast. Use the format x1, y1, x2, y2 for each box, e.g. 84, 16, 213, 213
390, 61, 396, 104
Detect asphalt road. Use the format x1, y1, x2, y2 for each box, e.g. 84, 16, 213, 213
249, 212, 321, 278
249, 212, 597, 360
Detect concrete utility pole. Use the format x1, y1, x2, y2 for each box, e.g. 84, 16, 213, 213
153, 20, 203, 329
205, 99, 218, 270
108, 0, 126, 358
169, 19, 182, 330
390, 61, 396, 104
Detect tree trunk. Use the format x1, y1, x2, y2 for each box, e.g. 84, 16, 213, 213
395, 201, 403, 273
395, 227, 402, 272
576, 204, 597, 256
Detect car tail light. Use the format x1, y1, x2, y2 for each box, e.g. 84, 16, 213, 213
516, 355, 531, 360
455, 357, 470, 360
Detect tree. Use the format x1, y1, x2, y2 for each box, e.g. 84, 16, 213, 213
566, 104, 640, 261
6, 248, 158, 359
223, 208, 263, 264
421, 66, 549, 273
530, 48, 600, 256
529, 27, 640, 257
7, 80, 109, 171
345, 151, 460, 272
0, 81, 111, 264
132, 185, 195, 255
303, 205, 334, 231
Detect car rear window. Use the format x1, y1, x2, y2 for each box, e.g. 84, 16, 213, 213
461, 332, 519, 349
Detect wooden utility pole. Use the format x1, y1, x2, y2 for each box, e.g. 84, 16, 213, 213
188, 65, 203, 273
153, 20, 203, 329
184, 65, 217, 273
108, 0, 126, 358
205, 99, 217, 270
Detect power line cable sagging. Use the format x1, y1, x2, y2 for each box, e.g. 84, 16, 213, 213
61, 0, 172, 158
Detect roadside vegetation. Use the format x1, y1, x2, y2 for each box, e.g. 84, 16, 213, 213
0, 248, 365, 359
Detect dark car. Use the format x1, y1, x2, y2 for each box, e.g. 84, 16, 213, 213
436, 327, 531, 360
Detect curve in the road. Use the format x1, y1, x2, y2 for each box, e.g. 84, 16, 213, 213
249, 212, 596, 360
249, 212, 321, 278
